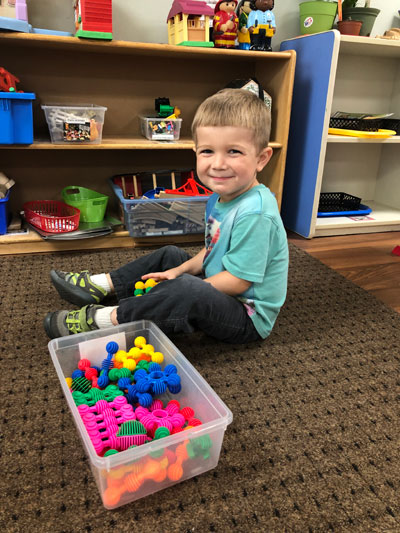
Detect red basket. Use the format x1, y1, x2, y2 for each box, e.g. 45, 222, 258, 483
23, 200, 80, 233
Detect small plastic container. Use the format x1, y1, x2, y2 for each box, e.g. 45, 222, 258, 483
139, 115, 182, 141
62, 186, 109, 222
109, 178, 207, 237
47, 320, 233, 509
0, 92, 36, 144
42, 104, 107, 144
23, 200, 80, 233
0, 190, 10, 234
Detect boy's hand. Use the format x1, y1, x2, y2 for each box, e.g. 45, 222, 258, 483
141, 268, 180, 282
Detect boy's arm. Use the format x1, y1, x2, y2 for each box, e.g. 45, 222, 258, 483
142, 247, 206, 282
204, 271, 251, 296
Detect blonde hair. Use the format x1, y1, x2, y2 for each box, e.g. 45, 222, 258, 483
191, 88, 271, 152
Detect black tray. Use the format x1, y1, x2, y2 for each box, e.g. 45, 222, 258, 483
329, 117, 381, 132
380, 118, 400, 135
318, 192, 361, 213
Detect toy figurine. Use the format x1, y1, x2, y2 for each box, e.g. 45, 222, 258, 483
236, 0, 252, 50
213, 0, 238, 49
0, 67, 21, 92
247, 0, 275, 52
0, 0, 30, 32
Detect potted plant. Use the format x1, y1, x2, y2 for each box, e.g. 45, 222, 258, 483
341, 0, 380, 36
337, 18, 363, 35
299, 1, 338, 36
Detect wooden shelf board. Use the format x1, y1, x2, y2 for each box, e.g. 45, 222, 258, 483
0, 229, 203, 255
0, 138, 283, 150
327, 135, 400, 144
0, 32, 294, 61
339, 34, 400, 59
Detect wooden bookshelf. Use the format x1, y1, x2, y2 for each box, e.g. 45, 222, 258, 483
0, 32, 295, 254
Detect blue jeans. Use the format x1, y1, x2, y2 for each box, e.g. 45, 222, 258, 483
110, 246, 261, 344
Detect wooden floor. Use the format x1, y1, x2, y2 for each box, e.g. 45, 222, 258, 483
288, 231, 400, 313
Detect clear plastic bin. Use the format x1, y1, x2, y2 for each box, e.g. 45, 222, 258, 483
42, 104, 107, 144
109, 178, 207, 237
139, 115, 182, 141
48, 320, 233, 509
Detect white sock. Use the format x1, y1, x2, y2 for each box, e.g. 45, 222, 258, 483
90, 273, 112, 294
94, 306, 118, 329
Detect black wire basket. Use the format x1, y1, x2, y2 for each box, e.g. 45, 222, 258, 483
329, 117, 381, 132
380, 118, 400, 135
318, 192, 361, 213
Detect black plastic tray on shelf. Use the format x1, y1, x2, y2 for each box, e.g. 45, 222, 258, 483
318, 192, 361, 213
329, 117, 381, 132
380, 118, 400, 135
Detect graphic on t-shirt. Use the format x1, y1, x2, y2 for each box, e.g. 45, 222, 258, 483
204, 215, 221, 261
238, 296, 256, 317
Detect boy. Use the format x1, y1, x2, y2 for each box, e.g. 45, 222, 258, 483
44, 89, 288, 344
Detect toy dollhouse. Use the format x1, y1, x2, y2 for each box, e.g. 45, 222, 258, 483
0, 0, 29, 32
73, 0, 112, 40
167, 0, 214, 47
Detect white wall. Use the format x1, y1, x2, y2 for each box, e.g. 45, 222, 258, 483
26, 0, 400, 50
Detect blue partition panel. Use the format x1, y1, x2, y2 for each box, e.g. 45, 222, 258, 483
280, 31, 336, 237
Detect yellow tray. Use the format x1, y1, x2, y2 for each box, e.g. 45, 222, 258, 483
328, 128, 397, 139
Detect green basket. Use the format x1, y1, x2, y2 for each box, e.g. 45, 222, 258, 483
61, 186, 108, 222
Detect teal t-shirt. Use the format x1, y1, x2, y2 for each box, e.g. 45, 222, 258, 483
203, 184, 288, 339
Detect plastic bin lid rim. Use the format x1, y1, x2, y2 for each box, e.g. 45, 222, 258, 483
41, 104, 107, 110
0, 92, 36, 99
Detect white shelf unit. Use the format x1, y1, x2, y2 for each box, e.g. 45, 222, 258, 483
280, 31, 400, 238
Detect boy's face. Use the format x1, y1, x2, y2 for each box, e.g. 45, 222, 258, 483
195, 126, 272, 203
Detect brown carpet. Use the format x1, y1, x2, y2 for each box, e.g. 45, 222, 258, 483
1, 243, 400, 532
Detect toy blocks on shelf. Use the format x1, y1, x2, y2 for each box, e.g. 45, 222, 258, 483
0, 0, 30, 32
167, 0, 214, 47
74, 0, 113, 40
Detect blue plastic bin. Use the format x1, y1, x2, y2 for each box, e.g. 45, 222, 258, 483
0, 190, 10, 235
0, 92, 36, 144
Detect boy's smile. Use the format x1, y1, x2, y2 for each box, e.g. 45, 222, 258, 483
195, 126, 272, 203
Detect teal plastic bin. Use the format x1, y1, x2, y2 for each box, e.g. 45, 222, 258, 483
0, 92, 36, 144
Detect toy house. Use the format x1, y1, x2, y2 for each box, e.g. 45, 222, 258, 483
167, 0, 214, 47
73, 0, 112, 40
0, 0, 29, 32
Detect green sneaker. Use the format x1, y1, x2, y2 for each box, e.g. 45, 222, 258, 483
50, 269, 107, 307
44, 304, 103, 339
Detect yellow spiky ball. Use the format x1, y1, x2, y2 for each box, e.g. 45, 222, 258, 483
142, 344, 154, 355
134, 336, 147, 349
123, 358, 137, 372
152, 351, 164, 364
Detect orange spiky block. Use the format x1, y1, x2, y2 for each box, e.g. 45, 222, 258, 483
123, 458, 162, 493
167, 440, 189, 481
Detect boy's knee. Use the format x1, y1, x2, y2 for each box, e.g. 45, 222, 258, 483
162, 245, 179, 253
161, 245, 189, 261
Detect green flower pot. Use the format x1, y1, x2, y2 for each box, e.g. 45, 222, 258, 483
299, 1, 338, 35
342, 7, 380, 37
